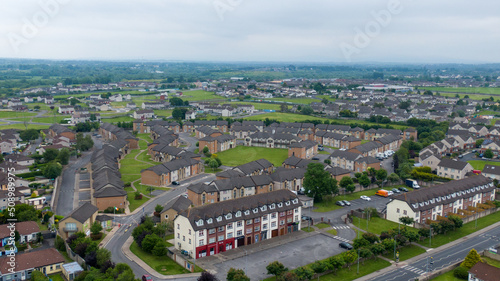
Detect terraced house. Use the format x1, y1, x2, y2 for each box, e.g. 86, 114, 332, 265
386, 176, 495, 224
99, 122, 139, 149
141, 158, 204, 187
174, 190, 302, 259
198, 134, 237, 154
288, 140, 318, 159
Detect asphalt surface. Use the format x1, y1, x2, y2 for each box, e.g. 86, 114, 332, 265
179, 132, 198, 152
367, 225, 500, 281
22, 137, 42, 156
104, 173, 215, 281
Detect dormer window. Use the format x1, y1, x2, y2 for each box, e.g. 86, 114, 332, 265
236, 211, 241, 217
277, 202, 283, 208
285, 201, 291, 206
253, 208, 258, 214
216, 216, 222, 222
260, 205, 267, 212
292, 199, 299, 204
207, 218, 213, 224
270, 203, 275, 209
244, 210, 250, 215
196, 219, 204, 226
225, 213, 232, 220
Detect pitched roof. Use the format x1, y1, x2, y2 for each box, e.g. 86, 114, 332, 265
60, 202, 98, 224
330, 150, 363, 161
438, 158, 470, 170
161, 196, 192, 214
0, 221, 39, 238
0, 248, 64, 273
482, 164, 500, 176
468, 262, 500, 281
326, 167, 351, 176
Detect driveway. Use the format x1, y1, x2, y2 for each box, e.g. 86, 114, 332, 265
179, 132, 198, 152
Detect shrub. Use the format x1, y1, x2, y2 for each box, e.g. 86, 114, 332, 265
453, 266, 469, 280
55, 236, 66, 251
152, 241, 168, 256
134, 191, 142, 200
103, 207, 124, 214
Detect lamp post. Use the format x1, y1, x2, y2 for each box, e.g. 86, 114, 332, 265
393, 239, 396, 260
429, 225, 432, 248
357, 248, 360, 274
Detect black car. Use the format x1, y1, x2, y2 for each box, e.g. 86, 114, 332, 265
172, 181, 180, 185
312, 157, 320, 160
297, 190, 305, 195
336, 201, 345, 206
339, 242, 353, 250
398, 187, 408, 192
301, 215, 313, 222
392, 188, 401, 194
342, 200, 351, 206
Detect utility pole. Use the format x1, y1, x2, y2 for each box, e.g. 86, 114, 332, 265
357, 248, 360, 274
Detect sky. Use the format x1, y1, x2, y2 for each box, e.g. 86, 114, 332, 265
1, 0, 499, 63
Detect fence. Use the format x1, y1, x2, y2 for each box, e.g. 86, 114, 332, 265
167, 249, 196, 272
63, 237, 90, 270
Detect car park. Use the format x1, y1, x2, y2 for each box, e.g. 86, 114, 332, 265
339, 242, 353, 250
342, 200, 351, 206
387, 191, 394, 196
336, 201, 345, 206
360, 195, 371, 201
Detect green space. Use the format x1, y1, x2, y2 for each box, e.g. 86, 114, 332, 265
467, 160, 500, 170
0, 124, 50, 130
154, 109, 173, 117
326, 229, 338, 236
137, 133, 153, 143
32, 116, 70, 124
130, 241, 202, 275
180, 90, 226, 101
318, 150, 330, 155
382, 244, 426, 262
354, 216, 408, 235
302, 227, 315, 232
483, 256, 500, 268
133, 182, 169, 196
136, 151, 158, 165
37, 221, 48, 231
165, 233, 174, 247
205, 168, 223, 174
477, 110, 500, 116
318, 258, 391, 281
126, 191, 149, 212
101, 116, 135, 123
264, 97, 319, 104
0, 111, 37, 118
421, 86, 500, 97
420, 211, 500, 248
361, 140, 370, 144
216, 146, 288, 167
230, 101, 282, 110
430, 270, 462, 281
47, 274, 65, 281
122, 174, 141, 184
315, 223, 331, 229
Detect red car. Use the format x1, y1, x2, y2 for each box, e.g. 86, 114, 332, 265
142, 275, 153, 281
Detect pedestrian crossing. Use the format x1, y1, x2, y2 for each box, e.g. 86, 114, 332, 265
401, 265, 425, 275
331, 225, 350, 230
332, 235, 350, 243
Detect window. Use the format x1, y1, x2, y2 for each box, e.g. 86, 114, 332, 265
403, 210, 407, 215
271, 221, 277, 227
209, 237, 216, 244
177, 224, 180, 230
237, 221, 243, 227
244, 210, 250, 215
233, 190, 237, 198
287, 218, 292, 223
255, 226, 260, 232
246, 219, 253, 225
183, 236, 185, 241
237, 230, 243, 236
263, 215, 268, 221
280, 212, 285, 217
227, 232, 233, 238
189, 239, 191, 244
236, 211, 241, 217
280, 220, 285, 226
226, 213, 232, 220
199, 240, 204, 246
199, 231, 204, 237
218, 235, 224, 241
218, 226, 224, 232
177, 233, 180, 239
207, 218, 213, 224
397, 208, 400, 213
209, 228, 215, 235
188, 229, 191, 235
263, 223, 268, 230
241, 189, 244, 197
246, 228, 252, 234
202, 194, 206, 204
196, 219, 204, 226
227, 223, 233, 229
253, 208, 259, 214
271, 213, 277, 219
217, 216, 223, 222
66, 223, 77, 231
255, 218, 260, 223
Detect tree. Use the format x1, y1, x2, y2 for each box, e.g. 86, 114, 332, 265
141, 234, 161, 253
198, 271, 219, 281
352, 238, 370, 249
42, 148, 59, 162
359, 174, 370, 189
339, 176, 354, 192
303, 163, 338, 201
96, 248, 112, 268
56, 148, 70, 165
172, 107, 186, 119
387, 173, 400, 184
362, 232, 380, 244
342, 250, 358, 267
43, 161, 62, 179
399, 216, 414, 226
227, 268, 250, 281
90, 221, 103, 235
30, 270, 49, 281
152, 241, 168, 256
155, 204, 164, 214
328, 255, 345, 274
75, 133, 94, 151
169, 97, 185, 106
300, 105, 314, 115
34, 105, 41, 110
376, 169, 388, 182
484, 149, 494, 159
461, 249, 482, 269
280, 104, 289, 112
295, 266, 314, 280
208, 158, 219, 172
310, 261, 327, 280
277, 271, 299, 281
20, 129, 40, 141
476, 139, 484, 148
266, 261, 288, 280
398, 101, 411, 110
448, 214, 463, 230
359, 248, 373, 263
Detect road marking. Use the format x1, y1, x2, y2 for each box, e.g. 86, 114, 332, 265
332, 235, 350, 243
332, 225, 350, 230
402, 265, 425, 275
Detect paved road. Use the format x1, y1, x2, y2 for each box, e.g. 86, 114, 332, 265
54, 152, 92, 216
366, 225, 500, 281
22, 137, 42, 156
104, 173, 215, 281
179, 132, 198, 152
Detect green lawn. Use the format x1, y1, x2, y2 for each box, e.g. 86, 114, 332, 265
467, 160, 500, 170
420, 211, 500, 248
382, 244, 426, 262
122, 174, 141, 184
477, 110, 500, 116
229, 101, 282, 110
32, 116, 70, 124
136, 151, 158, 165
318, 258, 391, 281
137, 133, 153, 143
315, 223, 331, 229
302, 227, 315, 232
165, 233, 174, 247
327, 229, 338, 236
134, 182, 169, 196
216, 146, 289, 167
318, 150, 330, 155
130, 241, 202, 275
430, 270, 462, 281
0, 124, 50, 130
420, 86, 500, 98
154, 109, 173, 117
37, 221, 48, 231
47, 274, 65, 281
0, 111, 37, 118
264, 97, 319, 104
354, 217, 408, 235
127, 191, 150, 212
483, 256, 500, 268
180, 90, 226, 101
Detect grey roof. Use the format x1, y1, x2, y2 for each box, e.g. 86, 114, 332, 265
216, 169, 245, 179
178, 189, 301, 231
376, 134, 402, 145
49, 124, 73, 134
326, 167, 351, 176
161, 196, 192, 214
61, 202, 98, 224
330, 150, 363, 161
187, 183, 219, 194
271, 168, 306, 182
234, 159, 273, 175
482, 164, 500, 176
356, 156, 380, 165
144, 158, 201, 175
289, 140, 317, 149
351, 141, 383, 153
437, 158, 470, 170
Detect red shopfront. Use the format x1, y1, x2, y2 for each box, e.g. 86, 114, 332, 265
195, 238, 235, 259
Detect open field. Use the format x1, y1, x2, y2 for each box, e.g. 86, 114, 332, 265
353, 216, 410, 235
421, 86, 500, 96
382, 244, 427, 262
467, 160, 500, 170
230, 101, 282, 110
0, 124, 50, 130
0, 111, 38, 118
101, 116, 135, 123
179, 90, 226, 101
264, 97, 319, 104
216, 146, 288, 167
154, 109, 173, 117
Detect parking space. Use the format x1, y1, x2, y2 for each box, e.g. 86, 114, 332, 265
79, 191, 91, 201
213, 233, 346, 281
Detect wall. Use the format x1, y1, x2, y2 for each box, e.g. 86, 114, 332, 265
141, 170, 162, 186
95, 196, 126, 211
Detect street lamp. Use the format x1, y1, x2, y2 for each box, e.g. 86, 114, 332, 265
357, 248, 360, 274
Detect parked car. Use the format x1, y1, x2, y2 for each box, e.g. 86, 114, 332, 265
302, 215, 313, 222
318, 147, 325, 151
336, 201, 345, 206
172, 181, 180, 185
392, 188, 401, 194
458, 154, 463, 158
360, 195, 371, 201
387, 191, 394, 196
312, 157, 320, 160
342, 200, 351, 206
398, 187, 408, 192
142, 275, 153, 281
472, 150, 477, 153
339, 242, 353, 250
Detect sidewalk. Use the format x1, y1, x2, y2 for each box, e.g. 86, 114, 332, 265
121, 236, 201, 280
100, 225, 120, 248
353, 220, 500, 281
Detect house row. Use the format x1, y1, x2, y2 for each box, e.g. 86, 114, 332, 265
0, 248, 66, 280
199, 134, 237, 154
149, 144, 200, 163
174, 189, 302, 259
329, 150, 381, 173
386, 176, 495, 224
99, 122, 139, 150
70, 112, 100, 124
48, 124, 76, 141
141, 158, 204, 187
183, 120, 229, 133
148, 125, 180, 147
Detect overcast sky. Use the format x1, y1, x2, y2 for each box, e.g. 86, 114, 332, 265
1, 0, 499, 63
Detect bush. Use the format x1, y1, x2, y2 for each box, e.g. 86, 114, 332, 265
124, 182, 131, 188
134, 191, 142, 200
55, 236, 66, 251
453, 266, 469, 280
90, 233, 103, 241
103, 207, 124, 214
152, 241, 168, 256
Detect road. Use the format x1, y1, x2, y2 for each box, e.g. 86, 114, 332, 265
104, 173, 215, 281
179, 132, 198, 152
22, 137, 42, 155
367, 225, 500, 281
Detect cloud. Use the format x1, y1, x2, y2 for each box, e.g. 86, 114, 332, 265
0, 0, 498, 63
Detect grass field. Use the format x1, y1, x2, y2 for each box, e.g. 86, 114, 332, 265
382, 244, 426, 262
230, 101, 282, 110
154, 109, 173, 117
326, 229, 338, 236
302, 227, 315, 232
318, 258, 391, 281
420, 211, 500, 248
430, 270, 462, 281
0, 124, 50, 130
130, 241, 201, 275
421, 86, 500, 96
264, 97, 319, 104
216, 146, 288, 167
0, 111, 38, 118
467, 160, 500, 170
180, 90, 226, 101
126, 190, 149, 212
354, 216, 409, 235
32, 116, 70, 124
